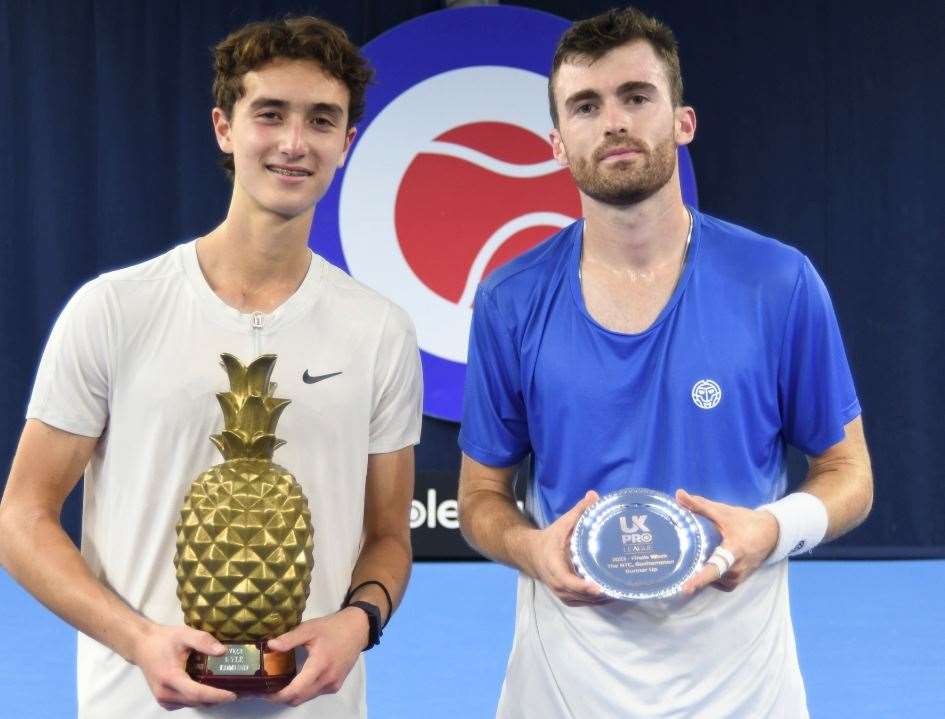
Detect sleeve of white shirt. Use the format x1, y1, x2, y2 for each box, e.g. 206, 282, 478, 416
26, 278, 115, 438
368, 303, 423, 454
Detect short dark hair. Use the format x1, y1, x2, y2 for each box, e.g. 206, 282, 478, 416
212, 16, 374, 177
548, 7, 683, 127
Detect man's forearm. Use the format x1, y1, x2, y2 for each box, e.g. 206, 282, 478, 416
459, 457, 605, 605
796, 417, 874, 541
459, 479, 540, 578
346, 532, 411, 624
798, 454, 873, 541
0, 508, 150, 662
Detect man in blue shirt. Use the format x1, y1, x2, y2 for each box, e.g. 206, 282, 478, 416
458, 7, 872, 718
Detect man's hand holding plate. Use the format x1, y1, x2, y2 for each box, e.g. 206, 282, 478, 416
524, 490, 607, 606
676, 489, 780, 595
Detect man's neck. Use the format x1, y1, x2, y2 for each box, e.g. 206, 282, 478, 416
581, 181, 691, 272
196, 193, 315, 314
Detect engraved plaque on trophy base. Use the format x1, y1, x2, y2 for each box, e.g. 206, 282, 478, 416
186, 640, 296, 694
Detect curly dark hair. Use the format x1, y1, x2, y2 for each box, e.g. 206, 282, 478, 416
548, 7, 683, 127
212, 16, 374, 177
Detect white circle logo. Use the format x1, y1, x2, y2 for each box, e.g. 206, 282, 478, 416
339, 66, 577, 364
691, 379, 722, 409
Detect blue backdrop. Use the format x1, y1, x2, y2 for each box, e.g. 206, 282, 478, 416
1, 0, 943, 557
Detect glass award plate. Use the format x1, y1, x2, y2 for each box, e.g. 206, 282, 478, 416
570, 488, 720, 600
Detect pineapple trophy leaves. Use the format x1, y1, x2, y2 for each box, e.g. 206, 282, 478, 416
174, 354, 314, 694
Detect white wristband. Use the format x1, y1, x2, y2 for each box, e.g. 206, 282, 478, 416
757, 492, 828, 565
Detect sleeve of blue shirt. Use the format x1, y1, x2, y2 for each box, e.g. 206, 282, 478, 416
778, 257, 862, 456
459, 286, 532, 467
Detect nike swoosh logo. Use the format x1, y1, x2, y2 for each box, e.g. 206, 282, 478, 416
302, 370, 343, 384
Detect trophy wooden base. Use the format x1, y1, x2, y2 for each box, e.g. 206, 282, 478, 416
186, 640, 296, 695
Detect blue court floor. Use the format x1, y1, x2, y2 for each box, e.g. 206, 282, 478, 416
3, 560, 944, 717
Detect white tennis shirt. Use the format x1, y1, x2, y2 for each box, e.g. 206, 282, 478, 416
27, 241, 423, 718
498, 563, 808, 718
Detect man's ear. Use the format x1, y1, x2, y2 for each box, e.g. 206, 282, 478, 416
549, 128, 569, 168
337, 126, 358, 168
212, 107, 233, 153
674, 105, 696, 147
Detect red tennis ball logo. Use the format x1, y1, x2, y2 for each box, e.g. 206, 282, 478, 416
338, 66, 579, 364
395, 121, 580, 305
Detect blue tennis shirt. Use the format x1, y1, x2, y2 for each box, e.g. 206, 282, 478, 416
459, 209, 860, 527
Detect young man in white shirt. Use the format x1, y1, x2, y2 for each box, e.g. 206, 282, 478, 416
0, 16, 422, 718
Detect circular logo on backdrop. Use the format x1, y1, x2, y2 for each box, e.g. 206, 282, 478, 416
311, 7, 698, 421
340, 66, 580, 363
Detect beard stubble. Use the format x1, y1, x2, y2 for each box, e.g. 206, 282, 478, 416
569, 132, 677, 206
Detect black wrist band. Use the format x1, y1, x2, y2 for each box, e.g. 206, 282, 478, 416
347, 600, 383, 651
343, 580, 393, 628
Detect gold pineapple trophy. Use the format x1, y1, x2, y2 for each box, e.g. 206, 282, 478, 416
174, 354, 314, 694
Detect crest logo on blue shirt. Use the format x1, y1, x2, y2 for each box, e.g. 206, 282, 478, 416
691, 379, 723, 409
310, 7, 698, 421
